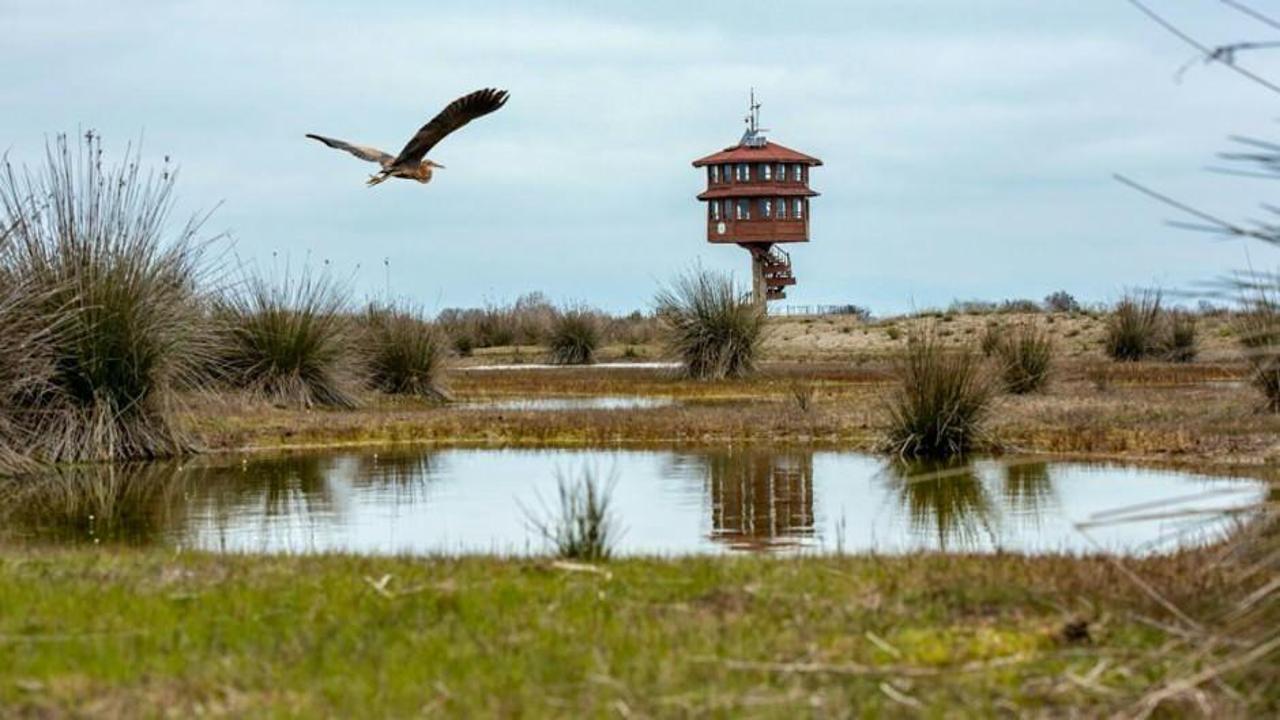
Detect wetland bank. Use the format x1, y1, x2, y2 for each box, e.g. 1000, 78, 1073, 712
3, 320, 1277, 715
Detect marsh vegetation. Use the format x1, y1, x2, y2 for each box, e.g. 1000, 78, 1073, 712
654, 269, 766, 380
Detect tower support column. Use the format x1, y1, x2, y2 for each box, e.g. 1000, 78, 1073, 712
751, 252, 767, 308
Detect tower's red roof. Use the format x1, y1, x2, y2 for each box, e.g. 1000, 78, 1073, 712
696, 186, 820, 201
692, 140, 823, 167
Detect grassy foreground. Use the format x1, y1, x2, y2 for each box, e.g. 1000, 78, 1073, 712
0, 548, 1258, 717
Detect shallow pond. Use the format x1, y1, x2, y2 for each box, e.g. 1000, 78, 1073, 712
2, 448, 1264, 556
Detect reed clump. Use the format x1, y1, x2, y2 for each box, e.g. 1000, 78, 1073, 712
979, 322, 1005, 357
1163, 311, 1199, 363
655, 269, 765, 380
1236, 302, 1280, 412
994, 323, 1053, 394
214, 266, 359, 409
548, 306, 601, 365
0, 133, 213, 465
1104, 291, 1165, 361
363, 302, 451, 402
0, 270, 52, 475
882, 330, 995, 460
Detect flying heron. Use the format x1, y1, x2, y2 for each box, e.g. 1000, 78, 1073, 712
306, 88, 509, 187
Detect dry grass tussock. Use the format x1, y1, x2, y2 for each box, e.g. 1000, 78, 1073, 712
881, 329, 996, 460
213, 265, 359, 409
0, 133, 214, 467
655, 269, 766, 380
547, 306, 602, 366
363, 302, 452, 402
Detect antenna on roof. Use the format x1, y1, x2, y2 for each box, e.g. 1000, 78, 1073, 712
740, 88, 769, 147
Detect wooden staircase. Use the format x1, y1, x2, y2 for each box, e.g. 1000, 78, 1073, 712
761, 247, 796, 301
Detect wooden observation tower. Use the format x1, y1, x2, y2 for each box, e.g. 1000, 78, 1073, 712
692, 92, 822, 305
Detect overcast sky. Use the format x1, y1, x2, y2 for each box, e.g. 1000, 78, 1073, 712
4, 0, 1279, 313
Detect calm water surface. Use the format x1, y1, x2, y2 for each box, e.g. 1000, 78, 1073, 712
2, 448, 1264, 556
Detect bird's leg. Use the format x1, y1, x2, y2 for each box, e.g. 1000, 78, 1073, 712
366, 170, 390, 187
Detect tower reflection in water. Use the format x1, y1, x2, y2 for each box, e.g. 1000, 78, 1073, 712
689, 449, 816, 551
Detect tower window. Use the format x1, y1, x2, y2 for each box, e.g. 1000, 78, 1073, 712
762, 163, 772, 181
736, 163, 750, 182
776, 198, 787, 219
794, 198, 804, 219
792, 164, 804, 182
759, 198, 772, 218
777, 163, 786, 181
711, 200, 721, 221
736, 199, 750, 220
710, 165, 720, 183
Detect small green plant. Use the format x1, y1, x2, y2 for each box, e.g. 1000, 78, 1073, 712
654, 269, 765, 380
882, 330, 995, 460
215, 266, 358, 409
1163, 311, 1199, 363
548, 306, 601, 365
1104, 291, 1164, 361
363, 303, 451, 402
993, 324, 1053, 394
528, 469, 619, 561
885, 326, 902, 341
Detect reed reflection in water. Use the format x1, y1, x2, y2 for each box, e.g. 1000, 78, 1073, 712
1, 448, 1265, 556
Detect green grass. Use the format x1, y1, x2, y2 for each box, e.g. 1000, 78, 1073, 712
0, 547, 1255, 717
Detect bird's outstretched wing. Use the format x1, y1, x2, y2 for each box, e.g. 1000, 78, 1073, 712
305, 134, 394, 166
389, 88, 509, 167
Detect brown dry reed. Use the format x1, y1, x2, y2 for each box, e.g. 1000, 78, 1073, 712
655, 269, 765, 380
0, 133, 214, 466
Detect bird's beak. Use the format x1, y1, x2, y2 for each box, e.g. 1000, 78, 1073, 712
430, 161, 446, 169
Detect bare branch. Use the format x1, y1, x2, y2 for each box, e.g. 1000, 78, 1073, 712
1124, 0, 1280, 94
1221, 0, 1280, 33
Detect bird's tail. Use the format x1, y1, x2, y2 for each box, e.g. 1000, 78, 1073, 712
366, 171, 390, 187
